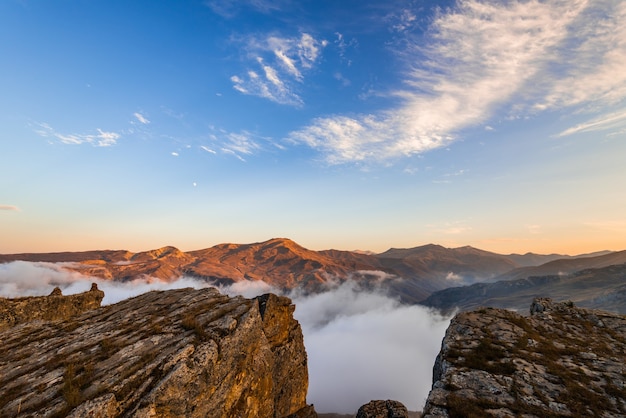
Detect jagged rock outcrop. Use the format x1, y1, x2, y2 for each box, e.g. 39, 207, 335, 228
356, 399, 409, 418
422, 298, 626, 417
0, 284, 104, 331
0, 287, 316, 418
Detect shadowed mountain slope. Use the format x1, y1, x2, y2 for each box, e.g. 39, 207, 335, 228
492, 250, 626, 282
421, 263, 626, 314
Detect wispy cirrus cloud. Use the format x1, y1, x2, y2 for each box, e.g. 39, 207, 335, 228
0, 205, 20, 211
556, 108, 626, 137
133, 112, 150, 125
231, 33, 327, 106
202, 128, 263, 162
34, 122, 120, 147
290, 0, 625, 164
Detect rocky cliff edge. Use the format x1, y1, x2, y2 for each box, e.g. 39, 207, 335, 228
0, 287, 316, 418
422, 298, 626, 417
0, 284, 104, 331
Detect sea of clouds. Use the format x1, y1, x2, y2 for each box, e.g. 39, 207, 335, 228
0, 261, 451, 414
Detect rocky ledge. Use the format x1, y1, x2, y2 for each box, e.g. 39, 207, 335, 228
0, 284, 104, 331
0, 287, 316, 417
422, 298, 626, 417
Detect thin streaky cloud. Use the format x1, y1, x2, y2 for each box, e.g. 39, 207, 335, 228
34, 123, 120, 147
223, 131, 260, 156
557, 109, 626, 137
0, 205, 20, 211
133, 112, 150, 124
200, 145, 217, 154
203, 128, 262, 161
290, 0, 625, 164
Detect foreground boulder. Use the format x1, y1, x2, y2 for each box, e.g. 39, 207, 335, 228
0, 287, 316, 417
356, 399, 409, 418
422, 298, 626, 417
0, 284, 104, 330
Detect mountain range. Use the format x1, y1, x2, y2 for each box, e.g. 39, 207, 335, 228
2, 238, 625, 309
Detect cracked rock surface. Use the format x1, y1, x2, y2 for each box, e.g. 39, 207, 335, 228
0, 287, 316, 418
422, 298, 626, 417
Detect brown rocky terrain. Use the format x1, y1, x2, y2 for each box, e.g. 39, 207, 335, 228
0, 287, 315, 417
0, 284, 104, 330
422, 298, 626, 417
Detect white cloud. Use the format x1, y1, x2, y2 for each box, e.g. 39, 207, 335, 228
231, 33, 326, 106
0, 205, 20, 211
133, 112, 150, 124
200, 145, 217, 154
273, 48, 301, 79
34, 123, 120, 147
290, 0, 625, 164
297, 33, 325, 67
95, 129, 119, 147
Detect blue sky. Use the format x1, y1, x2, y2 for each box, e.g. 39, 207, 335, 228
1, 0, 625, 255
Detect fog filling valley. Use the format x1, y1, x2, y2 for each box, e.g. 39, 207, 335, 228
0, 261, 451, 413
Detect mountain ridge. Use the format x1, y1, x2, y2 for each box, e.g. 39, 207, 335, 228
0, 238, 620, 303
421, 261, 626, 314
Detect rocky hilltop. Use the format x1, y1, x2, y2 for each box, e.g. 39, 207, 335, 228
422, 298, 626, 417
0, 287, 316, 417
0, 284, 104, 331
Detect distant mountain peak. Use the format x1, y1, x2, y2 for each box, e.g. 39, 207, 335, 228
131, 246, 188, 261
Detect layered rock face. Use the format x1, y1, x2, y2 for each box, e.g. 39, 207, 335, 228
0, 287, 315, 418
0, 284, 104, 331
422, 298, 626, 417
